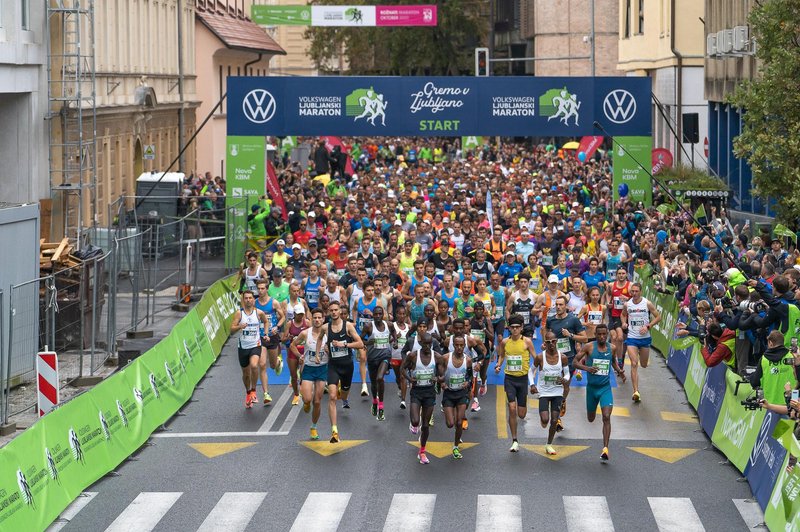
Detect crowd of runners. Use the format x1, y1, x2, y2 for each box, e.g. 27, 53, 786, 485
230, 137, 754, 465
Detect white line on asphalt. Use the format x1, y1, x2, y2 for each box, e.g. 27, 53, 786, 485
290, 492, 351, 532
197, 492, 267, 532
476, 495, 522, 532
105, 492, 182, 532
259, 387, 292, 433
383, 493, 436, 532
732, 499, 766, 529
279, 400, 303, 433
152, 431, 288, 438
46, 492, 98, 531
648, 497, 705, 532
563, 496, 614, 532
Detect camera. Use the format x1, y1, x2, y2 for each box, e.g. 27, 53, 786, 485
700, 268, 718, 283
715, 296, 735, 311
741, 388, 764, 410
739, 300, 768, 314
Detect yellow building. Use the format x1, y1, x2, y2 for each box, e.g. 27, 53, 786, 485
251, 0, 320, 76
617, 0, 706, 167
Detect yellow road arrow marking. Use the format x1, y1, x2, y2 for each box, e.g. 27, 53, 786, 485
660, 411, 698, 423
407, 441, 479, 458
522, 444, 590, 460
188, 442, 257, 458
300, 439, 368, 456
627, 446, 700, 464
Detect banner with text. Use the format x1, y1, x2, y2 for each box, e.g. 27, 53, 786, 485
252, 5, 438, 27
613, 136, 653, 206
226, 136, 265, 267
227, 76, 652, 138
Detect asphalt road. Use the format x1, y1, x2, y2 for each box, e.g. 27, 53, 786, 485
49, 334, 767, 532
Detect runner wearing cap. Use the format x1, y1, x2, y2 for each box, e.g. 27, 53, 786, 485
498, 250, 524, 289
283, 301, 309, 406
267, 268, 290, 304
535, 274, 566, 336
273, 239, 290, 269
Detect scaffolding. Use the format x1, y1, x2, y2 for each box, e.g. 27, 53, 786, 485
47, 0, 97, 247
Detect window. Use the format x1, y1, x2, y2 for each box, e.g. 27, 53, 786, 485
638, 0, 644, 34
21, 0, 29, 30
624, 0, 631, 38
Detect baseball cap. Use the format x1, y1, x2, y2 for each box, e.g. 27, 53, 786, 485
584, 207, 591, 213
547, 274, 560, 284
272, 268, 284, 278
292, 243, 301, 250
308, 239, 318, 247
251, 204, 260, 212
276, 239, 286, 246
505, 250, 516, 257
292, 303, 305, 315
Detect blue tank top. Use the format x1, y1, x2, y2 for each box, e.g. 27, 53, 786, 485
409, 298, 427, 324
410, 275, 430, 294
440, 288, 459, 317
304, 278, 321, 309
254, 297, 277, 333
489, 287, 506, 322
605, 253, 622, 277
356, 297, 377, 334
586, 342, 613, 387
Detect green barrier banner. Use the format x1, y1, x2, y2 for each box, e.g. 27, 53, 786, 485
0, 276, 239, 531
252, 5, 311, 25
765, 453, 800, 531
635, 266, 678, 354
684, 342, 707, 409
710, 368, 765, 473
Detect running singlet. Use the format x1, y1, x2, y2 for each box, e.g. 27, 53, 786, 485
504, 337, 530, 377
444, 354, 471, 391
254, 297, 277, 334
244, 265, 263, 292
584, 304, 605, 326
439, 289, 460, 317
303, 329, 328, 366
538, 353, 564, 397
409, 298, 428, 325
288, 320, 306, 352
625, 298, 651, 340
586, 342, 613, 387
541, 291, 559, 323
349, 284, 365, 314
610, 282, 630, 318
268, 282, 290, 304
327, 322, 352, 360
511, 292, 534, 332
413, 354, 436, 387
367, 321, 392, 361
489, 287, 506, 322
238, 309, 261, 349
392, 323, 410, 362
605, 252, 623, 278
529, 266, 543, 292
356, 297, 377, 334
304, 278, 321, 309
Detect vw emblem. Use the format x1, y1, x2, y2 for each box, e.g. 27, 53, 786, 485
603, 89, 637, 124
242, 89, 276, 124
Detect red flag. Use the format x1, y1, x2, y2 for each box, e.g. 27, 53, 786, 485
266, 160, 288, 221
575, 136, 603, 162
322, 136, 355, 175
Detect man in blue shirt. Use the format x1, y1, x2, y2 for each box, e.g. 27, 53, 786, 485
498, 251, 524, 288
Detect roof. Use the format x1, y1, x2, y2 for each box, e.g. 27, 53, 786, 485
197, 6, 286, 56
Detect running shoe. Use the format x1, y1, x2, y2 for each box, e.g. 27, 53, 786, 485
532, 330, 538, 341
418, 451, 430, 465
555, 419, 564, 432
461, 418, 469, 430
479, 382, 488, 397
400, 400, 407, 410
330, 430, 339, 443
601, 447, 609, 461
632, 391, 641, 403
429, 415, 435, 427
452, 447, 463, 459
545, 444, 557, 456
409, 422, 419, 435
574, 371, 583, 381
361, 383, 369, 397
263, 392, 272, 405
471, 398, 481, 412
509, 440, 519, 452
377, 408, 385, 421
342, 399, 350, 409
371, 403, 378, 416
292, 394, 301, 406
245, 392, 253, 409
310, 427, 319, 440
303, 401, 311, 413
275, 356, 284, 375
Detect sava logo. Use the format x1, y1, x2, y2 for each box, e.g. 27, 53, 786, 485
45, 447, 59, 481
149, 373, 161, 400
17, 470, 33, 507
99, 410, 111, 441
749, 411, 774, 468
133, 387, 144, 403
184, 339, 193, 362
165, 361, 175, 385
116, 400, 129, 427
69, 427, 84, 463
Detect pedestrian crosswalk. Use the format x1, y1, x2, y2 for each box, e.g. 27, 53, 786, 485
49, 491, 764, 532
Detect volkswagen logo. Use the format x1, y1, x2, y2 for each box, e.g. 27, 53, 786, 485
603, 89, 637, 124
243, 89, 276, 124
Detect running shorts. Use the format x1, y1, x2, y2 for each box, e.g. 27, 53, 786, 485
301, 364, 328, 382
442, 388, 470, 407
390, 359, 403, 368
626, 336, 652, 348
367, 356, 391, 380
410, 386, 437, 407
609, 316, 623, 330
586, 385, 614, 412
538, 395, 564, 413
504, 374, 529, 405
327, 359, 354, 390
262, 334, 281, 350
238, 346, 261, 368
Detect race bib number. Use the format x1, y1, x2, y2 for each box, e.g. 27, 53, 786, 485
448, 374, 466, 389
547, 307, 557, 318
588, 311, 603, 324
543, 374, 559, 385
375, 336, 390, 347
541, 256, 553, 266
592, 358, 610, 376
415, 369, 434, 386
517, 312, 530, 325
613, 296, 623, 310
331, 346, 349, 358
506, 355, 522, 371
631, 318, 647, 329
556, 337, 571, 354
531, 277, 540, 290
494, 306, 504, 320
471, 329, 486, 343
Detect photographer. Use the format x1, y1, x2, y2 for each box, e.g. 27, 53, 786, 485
760, 381, 800, 421
700, 323, 736, 370
714, 283, 755, 371
749, 330, 799, 405
742, 275, 800, 350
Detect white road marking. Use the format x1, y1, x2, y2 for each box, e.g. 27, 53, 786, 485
383, 493, 436, 532
732, 499, 766, 529
152, 431, 288, 438
197, 492, 267, 532
105, 492, 182, 532
46, 492, 98, 531
476, 495, 522, 532
648, 497, 705, 532
563, 496, 614, 532
259, 387, 293, 433
290, 492, 351, 532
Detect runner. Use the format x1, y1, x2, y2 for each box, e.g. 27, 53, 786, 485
360, 306, 397, 421
290, 308, 329, 440
391, 305, 411, 409
268, 268, 290, 304
577, 286, 606, 343
283, 304, 309, 405
496, 315, 537, 452
534, 274, 565, 337
438, 335, 478, 459
302, 263, 325, 310
506, 272, 536, 339
546, 295, 586, 428
231, 290, 271, 409
242, 251, 268, 293
573, 324, 626, 460
324, 301, 364, 443
352, 279, 378, 398
621, 282, 661, 403
468, 301, 493, 407
436, 272, 460, 317
606, 266, 632, 369
254, 280, 285, 405
531, 330, 570, 455
488, 272, 507, 355
402, 332, 442, 464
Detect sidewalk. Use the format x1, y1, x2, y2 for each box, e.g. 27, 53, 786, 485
0, 257, 233, 448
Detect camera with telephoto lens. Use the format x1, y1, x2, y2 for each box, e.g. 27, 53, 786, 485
741, 388, 764, 410
738, 300, 768, 314
716, 296, 735, 311
700, 268, 718, 283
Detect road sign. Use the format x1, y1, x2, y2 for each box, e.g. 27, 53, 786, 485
144, 144, 156, 160
703, 136, 709, 158
36, 350, 59, 417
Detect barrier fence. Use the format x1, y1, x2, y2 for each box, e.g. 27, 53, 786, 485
635, 267, 800, 530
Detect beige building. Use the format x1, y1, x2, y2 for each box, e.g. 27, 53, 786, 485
518, 0, 620, 76
251, 0, 319, 76
194, 0, 285, 179
617, 0, 706, 166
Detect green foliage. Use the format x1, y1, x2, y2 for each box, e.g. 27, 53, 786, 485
729, 0, 800, 223
304, 0, 487, 75
661, 165, 728, 191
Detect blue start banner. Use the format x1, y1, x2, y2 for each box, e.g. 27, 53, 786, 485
226, 76, 652, 137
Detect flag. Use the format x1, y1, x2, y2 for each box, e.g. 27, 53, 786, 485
774, 224, 798, 243
266, 160, 288, 221
486, 191, 494, 236
656, 204, 675, 216
576, 136, 603, 162
322, 136, 355, 176
694, 203, 707, 225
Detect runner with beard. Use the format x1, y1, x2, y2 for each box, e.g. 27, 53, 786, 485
324, 301, 364, 443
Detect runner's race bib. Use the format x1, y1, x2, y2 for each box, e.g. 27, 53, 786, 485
506, 354, 522, 371
593, 358, 610, 376
556, 337, 571, 354
588, 311, 603, 324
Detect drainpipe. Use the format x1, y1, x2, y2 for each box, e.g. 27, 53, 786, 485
670, 0, 683, 165
244, 53, 263, 74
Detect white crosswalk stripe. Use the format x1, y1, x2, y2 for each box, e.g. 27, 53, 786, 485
383, 493, 436, 532
105, 492, 182, 532
648, 497, 705, 532
563, 496, 614, 532
49, 491, 762, 531
289, 491, 352, 532
197, 492, 267, 532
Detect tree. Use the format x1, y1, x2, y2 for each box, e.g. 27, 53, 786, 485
729, 0, 800, 224
304, 0, 487, 75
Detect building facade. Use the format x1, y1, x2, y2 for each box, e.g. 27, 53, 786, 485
617, 0, 707, 168
251, 0, 319, 76
704, 0, 766, 219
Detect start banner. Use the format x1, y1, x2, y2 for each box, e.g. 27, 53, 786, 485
251, 5, 438, 27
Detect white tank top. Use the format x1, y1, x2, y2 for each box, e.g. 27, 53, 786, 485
444, 353, 470, 391
626, 298, 651, 340
326, 286, 341, 304
304, 329, 328, 366
413, 352, 436, 387
238, 308, 261, 349
244, 265, 263, 292
349, 284, 364, 314
567, 291, 585, 316
392, 322, 410, 360
448, 335, 476, 358
538, 352, 564, 397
